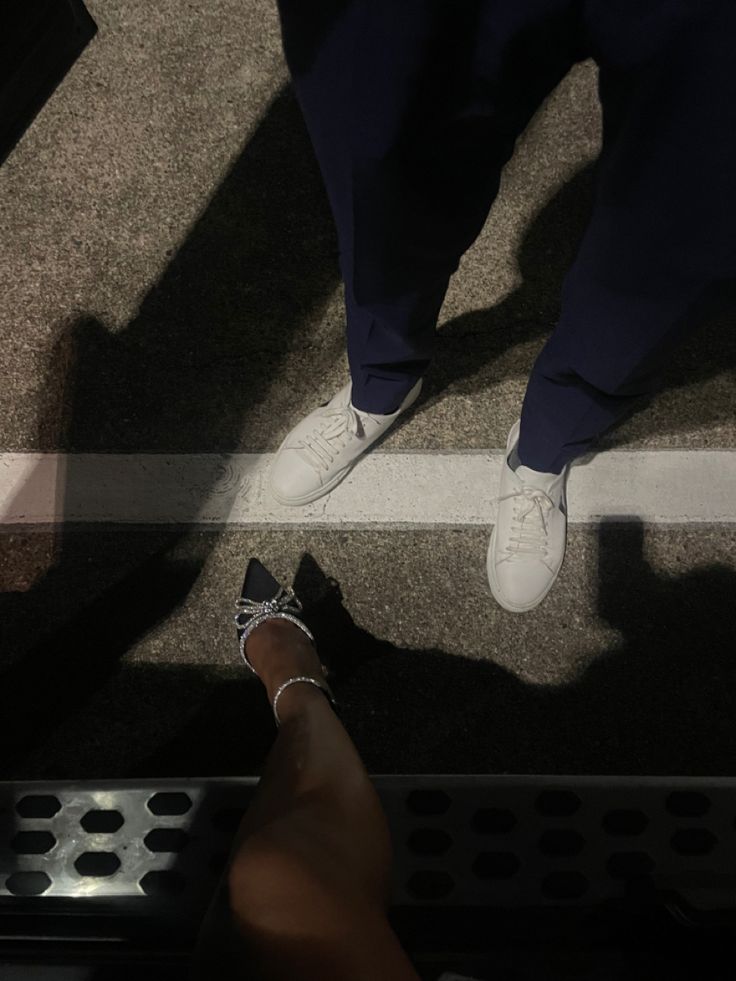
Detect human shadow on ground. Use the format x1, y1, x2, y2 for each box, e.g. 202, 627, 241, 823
7, 518, 731, 779
142, 520, 736, 778
0, 86, 340, 714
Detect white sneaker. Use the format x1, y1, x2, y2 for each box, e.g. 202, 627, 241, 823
487, 420, 568, 612
269, 379, 422, 506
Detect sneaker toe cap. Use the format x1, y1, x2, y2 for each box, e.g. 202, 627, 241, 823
490, 559, 555, 611
269, 449, 322, 504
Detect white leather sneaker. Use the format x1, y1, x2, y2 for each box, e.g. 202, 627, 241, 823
269, 379, 422, 506
487, 420, 568, 612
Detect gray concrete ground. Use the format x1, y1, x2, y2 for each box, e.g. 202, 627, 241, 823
1, 525, 735, 779
0, 1, 734, 779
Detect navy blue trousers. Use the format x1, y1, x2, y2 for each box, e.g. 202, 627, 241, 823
277, 0, 736, 472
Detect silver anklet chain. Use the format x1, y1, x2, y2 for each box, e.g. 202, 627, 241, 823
271, 676, 338, 727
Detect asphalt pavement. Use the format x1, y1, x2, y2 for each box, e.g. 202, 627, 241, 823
1, 0, 734, 780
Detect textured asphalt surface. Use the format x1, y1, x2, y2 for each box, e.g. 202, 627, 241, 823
0, 1, 735, 780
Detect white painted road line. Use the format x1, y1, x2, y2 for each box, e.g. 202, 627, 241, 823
0, 451, 735, 527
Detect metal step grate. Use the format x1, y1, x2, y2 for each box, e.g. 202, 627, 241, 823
1, 775, 736, 919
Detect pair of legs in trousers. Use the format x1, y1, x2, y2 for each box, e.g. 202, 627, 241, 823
269, 0, 736, 610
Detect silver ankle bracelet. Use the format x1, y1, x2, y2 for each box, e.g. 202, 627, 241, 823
271, 676, 338, 727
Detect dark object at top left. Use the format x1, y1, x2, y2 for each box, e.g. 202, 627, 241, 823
0, 0, 97, 166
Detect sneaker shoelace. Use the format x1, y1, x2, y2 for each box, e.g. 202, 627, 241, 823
295, 404, 366, 473
497, 486, 555, 559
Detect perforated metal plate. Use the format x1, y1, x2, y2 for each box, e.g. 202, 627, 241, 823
1, 775, 736, 919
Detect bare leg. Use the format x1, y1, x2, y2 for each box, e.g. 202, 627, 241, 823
193, 620, 419, 981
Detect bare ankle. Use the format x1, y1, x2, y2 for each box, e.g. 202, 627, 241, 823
245, 619, 324, 702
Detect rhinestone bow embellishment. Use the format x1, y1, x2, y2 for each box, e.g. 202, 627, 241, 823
234, 588, 303, 628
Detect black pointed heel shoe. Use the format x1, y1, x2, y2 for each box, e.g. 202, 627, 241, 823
234, 558, 338, 725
